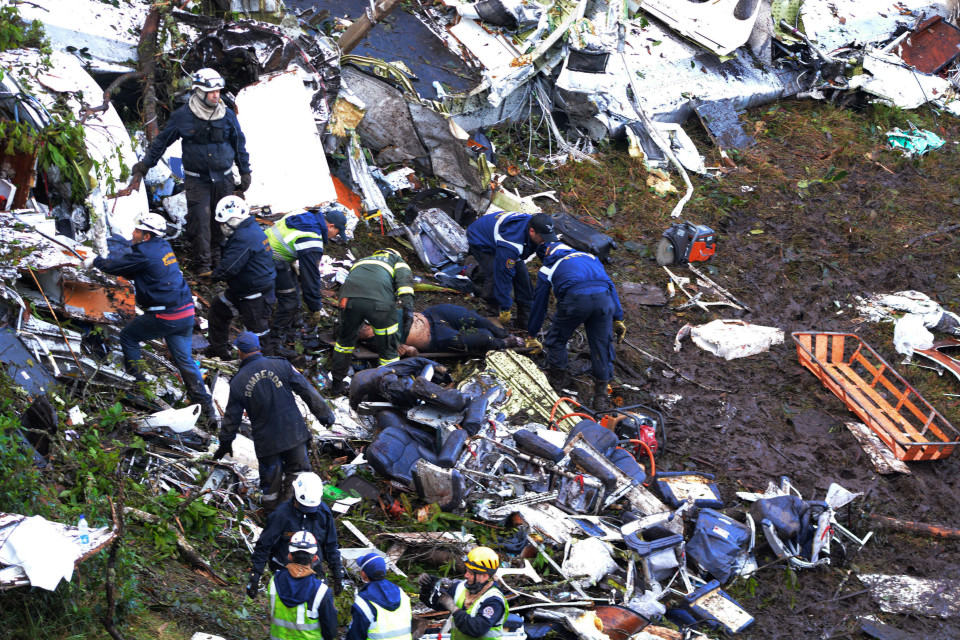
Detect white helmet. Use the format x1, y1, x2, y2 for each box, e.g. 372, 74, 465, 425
293, 472, 324, 511
135, 212, 167, 236
191, 68, 225, 92
215, 195, 249, 224
289, 531, 318, 555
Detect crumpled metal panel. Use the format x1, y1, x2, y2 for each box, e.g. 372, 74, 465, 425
641, 0, 763, 57
342, 67, 429, 162
180, 19, 341, 126
483, 351, 581, 431
800, 0, 958, 53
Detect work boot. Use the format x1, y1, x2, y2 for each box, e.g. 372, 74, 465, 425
547, 367, 570, 393
203, 345, 233, 361
329, 378, 348, 396
592, 378, 613, 413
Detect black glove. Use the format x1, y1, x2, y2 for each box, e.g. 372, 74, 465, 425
437, 593, 456, 612
131, 161, 148, 178
237, 172, 252, 196
317, 408, 335, 427
212, 440, 234, 461
246, 571, 261, 599
330, 563, 346, 594
417, 573, 435, 589
401, 306, 414, 341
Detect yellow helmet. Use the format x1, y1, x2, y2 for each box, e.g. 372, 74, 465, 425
465, 546, 500, 574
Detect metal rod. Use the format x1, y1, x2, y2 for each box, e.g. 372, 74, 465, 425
24, 266, 89, 382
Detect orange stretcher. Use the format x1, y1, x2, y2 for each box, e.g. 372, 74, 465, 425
792, 332, 960, 461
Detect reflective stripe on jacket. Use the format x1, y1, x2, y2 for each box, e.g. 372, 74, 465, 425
451, 582, 508, 640
268, 577, 329, 639
268, 213, 326, 263
353, 591, 413, 640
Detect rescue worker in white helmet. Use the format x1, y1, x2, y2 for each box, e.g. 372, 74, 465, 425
81, 213, 217, 426
265, 530, 338, 640
126, 68, 251, 273
203, 195, 277, 357
418, 547, 508, 640
346, 553, 412, 640
248, 472, 347, 600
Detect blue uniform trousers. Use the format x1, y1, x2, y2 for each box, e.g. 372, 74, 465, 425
544, 289, 616, 381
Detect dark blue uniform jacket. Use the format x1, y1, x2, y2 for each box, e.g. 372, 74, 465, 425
221, 354, 333, 457
283, 210, 330, 312
528, 242, 624, 336
141, 103, 250, 181
466, 211, 537, 311
253, 500, 343, 576
94, 236, 192, 312
211, 216, 276, 295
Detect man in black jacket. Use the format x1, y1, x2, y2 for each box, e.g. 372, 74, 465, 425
213, 332, 335, 512
204, 196, 277, 357
248, 471, 346, 600
129, 68, 251, 272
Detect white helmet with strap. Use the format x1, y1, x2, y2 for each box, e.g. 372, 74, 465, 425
135, 212, 168, 237
191, 68, 225, 92
215, 195, 249, 224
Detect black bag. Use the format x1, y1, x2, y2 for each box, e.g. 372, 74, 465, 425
405, 188, 476, 228
552, 213, 616, 263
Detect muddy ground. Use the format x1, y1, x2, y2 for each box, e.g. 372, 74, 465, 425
143, 96, 960, 639
524, 100, 960, 638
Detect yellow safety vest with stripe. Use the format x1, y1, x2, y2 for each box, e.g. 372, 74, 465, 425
267, 214, 326, 263
450, 582, 508, 640
353, 590, 413, 640
268, 575, 330, 640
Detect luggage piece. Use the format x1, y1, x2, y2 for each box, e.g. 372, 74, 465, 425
405, 207, 469, 270
552, 212, 617, 264
686, 509, 750, 584
404, 188, 475, 227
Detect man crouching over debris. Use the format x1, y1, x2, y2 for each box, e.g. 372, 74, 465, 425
249, 472, 346, 600
347, 553, 412, 640
82, 212, 217, 425
266, 206, 348, 348
418, 547, 507, 640
330, 248, 415, 394
528, 242, 626, 411
214, 332, 335, 511
360, 303, 524, 356
204, 196, 277, 358
129, 68, 251, 273
266, 531, 338, 640
466, 211, 558, 331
